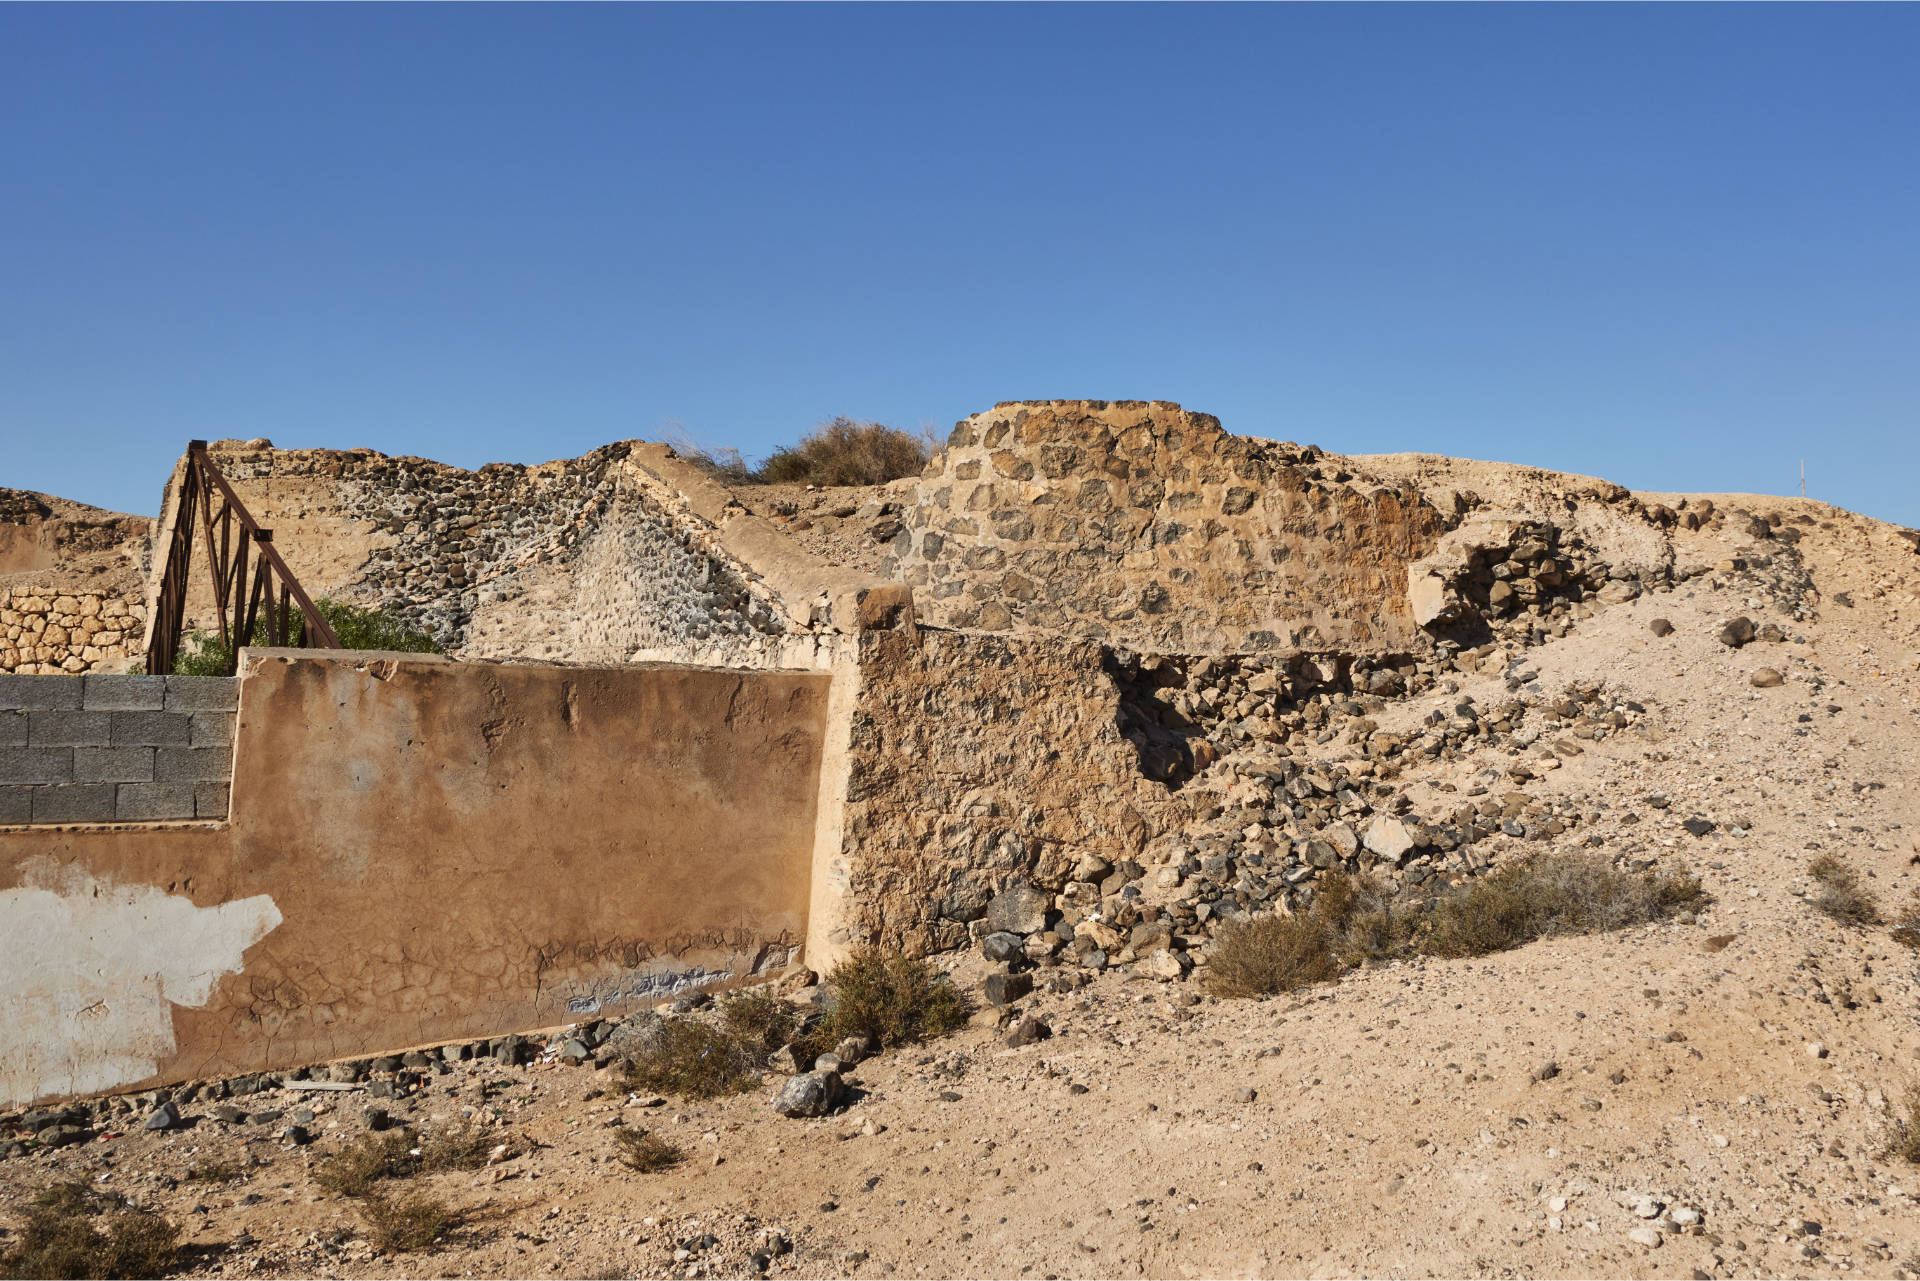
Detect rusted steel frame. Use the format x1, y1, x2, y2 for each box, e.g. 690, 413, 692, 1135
187, 444, 343, 651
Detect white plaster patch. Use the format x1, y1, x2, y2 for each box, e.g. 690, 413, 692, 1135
0, 858, 281, 1108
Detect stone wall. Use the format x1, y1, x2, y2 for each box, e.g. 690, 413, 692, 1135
816, 628, 1193, 957
1, 587, 146, 674
152, 440, 907, 669
0, 674, 235, 825
0, 652, 828, 1109
885, 400, 1450, 655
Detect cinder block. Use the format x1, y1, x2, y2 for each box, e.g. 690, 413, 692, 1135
31, 783, 117, 824
83, 673, 167, 711
154, 747, 231, 783
0, 787, 30, 825
73, 747, 155, 784
0, 747, 73, 785
0, 711, 26, 748
189, 711, 235, 748
110, 711, 192, 748
164, 677, 240, 712
27, 710, 112, 748
115, 782, 196, 822
0, 673, 83, 711
195, 781, 231, 820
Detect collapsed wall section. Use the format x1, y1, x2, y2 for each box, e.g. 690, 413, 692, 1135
886, 400, 1450, 655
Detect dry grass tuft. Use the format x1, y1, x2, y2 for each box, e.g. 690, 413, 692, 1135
622, 1019, 763, 1100
1209, 854, 1708, 996
313, 1126, 492, 1198
1, 1183, 180, 1279
613, 1128, 685, 1173
1419, 854, 1706, 958
720, 990, 800, 1054
358, 1192, 454, 1254
1892, 890, 1920, 950
1882, 1087, 1920, 1166
1808, 854, 1883, 927
1206, 911, 1341, 998
817, 948, 971, 1049
181, 1160, 241, 1185
756, 418, 933, 487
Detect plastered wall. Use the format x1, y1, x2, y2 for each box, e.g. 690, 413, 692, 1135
0, 652, 829, 1110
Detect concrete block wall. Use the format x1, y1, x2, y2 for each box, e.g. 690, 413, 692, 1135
0, 674, 236, 824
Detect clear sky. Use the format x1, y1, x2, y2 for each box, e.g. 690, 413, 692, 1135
3, 4, 1916, 525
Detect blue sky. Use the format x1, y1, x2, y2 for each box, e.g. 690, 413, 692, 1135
3, 5, 1916, 525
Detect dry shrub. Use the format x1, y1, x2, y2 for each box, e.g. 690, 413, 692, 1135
181, 1160, 240, 1185
613, 1128, 684, 1173
755, 418, 933, 487
1420, 853, 1706, 959
1206, 910, 1341, 998
1208, 855, 1707, 996
1883, 1087, 1920, 1166
314, 1126, 491, 1198
1892, 891, 1920, 950
1, 1183, 180, 1279
358, 1192, 454, 1254
1808, 854, 1882, 927
720, 990, 800, 1053
817, 948, 970, 1049
622, 1019, 763, 1100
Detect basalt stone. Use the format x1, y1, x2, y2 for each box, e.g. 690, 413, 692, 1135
985, 881, 1049, 935
772, 1070, 845, 1119
981, 931, 1025, 963
1718, 616, 1756, 648
983, 971, 1033, 1006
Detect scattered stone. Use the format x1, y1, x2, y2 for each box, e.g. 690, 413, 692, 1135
1750, 667, 1784, 688
772, 1070, 845, 1119
143, 1102, 180, 1131
1718, 617, 1756, 647
984, 971, 1033, 1006
981, 932, 1025, 963
985, 881, 1050, 935
1628, 1226, 1664, 1249
1682, 818, 1716, 837
1649, 618, 1674, 637
1005, 1017, 1052, 1048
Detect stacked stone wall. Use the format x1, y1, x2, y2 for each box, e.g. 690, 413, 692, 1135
0, 674, 235, 824
0, 588, 146, 674
184, 443, 806, 666
885, 400, 1450, 655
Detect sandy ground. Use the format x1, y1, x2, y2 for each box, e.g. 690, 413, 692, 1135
4, 486, 1919, 1280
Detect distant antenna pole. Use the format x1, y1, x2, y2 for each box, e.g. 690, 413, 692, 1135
1800, 459, 1806, 499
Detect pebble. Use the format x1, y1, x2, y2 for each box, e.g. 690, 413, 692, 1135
1628, 1227, 1664, 1248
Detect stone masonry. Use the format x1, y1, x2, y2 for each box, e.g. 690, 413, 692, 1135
885, 400, 1451, 655
0, 674, 236, 824
0, 587, 146, 675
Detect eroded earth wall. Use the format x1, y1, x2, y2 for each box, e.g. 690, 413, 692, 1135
0, 653, 828, 1110
884, 400, 1450, 654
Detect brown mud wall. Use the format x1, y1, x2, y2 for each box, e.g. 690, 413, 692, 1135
0, 653, 828, 1110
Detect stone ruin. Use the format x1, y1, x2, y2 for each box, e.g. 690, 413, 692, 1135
4, 395, 1891, 1112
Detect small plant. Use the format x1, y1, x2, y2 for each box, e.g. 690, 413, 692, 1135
181, 1160, 241, 1185
816, 948, 971, 1049
0, 1183, 180, 1280
1892, 890, 1920, 950
358, 1192, 454, 1254
720, 990, 801, 1054
622, 1020, 764, 1100
1808, 854, 1882, 927
1882, 1087, 1920, 1166
1419, 854, 1706, 959
313, 1125, 490, 1198
613, 1128, 684, 1173
171, 599, 441, 674
755, 418, 934, 487
1206, 910, 1341, 998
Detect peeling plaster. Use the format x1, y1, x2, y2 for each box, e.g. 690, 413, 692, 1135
0, 858, 281, 1108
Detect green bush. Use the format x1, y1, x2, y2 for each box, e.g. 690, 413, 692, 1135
668, 418, 934, 488
172, 598, 441, 674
